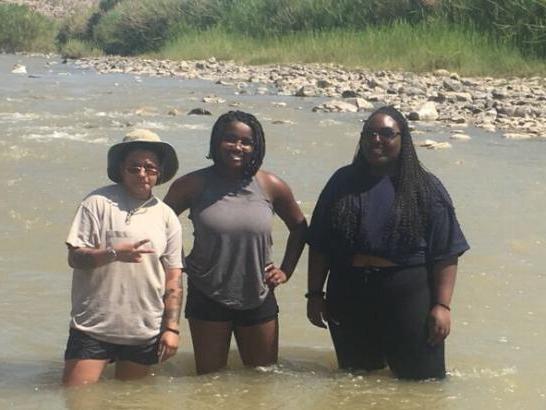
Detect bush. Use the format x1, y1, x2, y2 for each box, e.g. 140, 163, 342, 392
0, 4, 57, 53
93, 0, 184, 55
60, 39, 103, 59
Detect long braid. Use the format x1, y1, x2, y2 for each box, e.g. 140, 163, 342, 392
332, 106, 437, 251
207, 111, 266, 177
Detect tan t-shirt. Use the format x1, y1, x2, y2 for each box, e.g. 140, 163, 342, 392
66, 184, 183, 345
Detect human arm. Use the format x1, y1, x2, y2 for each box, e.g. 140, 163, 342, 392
158, 267, 183, 362
164, 171, 204, 215
306, 247, 332, 329
257, 171, 307, 287
427, 256, 458, 345
67, 239, 155, 269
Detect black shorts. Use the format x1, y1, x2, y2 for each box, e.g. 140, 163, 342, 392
64, 328, 160, 365
326, 265, 445, 380
185, 280, 279, 326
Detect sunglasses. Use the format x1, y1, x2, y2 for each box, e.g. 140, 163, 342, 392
125, 165, 159, 176
362, 127, 401, 140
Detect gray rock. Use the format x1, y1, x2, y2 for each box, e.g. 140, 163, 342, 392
312, 99, 358, 113
443, 79, 463, 92
188, 108, 212, 115
409, 101, 439, 121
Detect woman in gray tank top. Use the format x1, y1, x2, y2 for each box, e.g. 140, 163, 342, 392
165, 111, 307, 374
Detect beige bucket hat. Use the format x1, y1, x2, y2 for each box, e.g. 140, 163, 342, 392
107, 129, 178, 185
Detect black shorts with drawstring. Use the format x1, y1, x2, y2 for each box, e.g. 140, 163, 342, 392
326, 264, 446, 380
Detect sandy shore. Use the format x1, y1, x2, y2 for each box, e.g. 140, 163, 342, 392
74, 55, 545, 141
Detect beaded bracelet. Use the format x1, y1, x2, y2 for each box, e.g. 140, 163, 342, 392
305, 290, 325, 299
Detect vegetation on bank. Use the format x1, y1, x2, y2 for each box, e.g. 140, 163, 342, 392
1, 0, 546, 77
0, 4, 57, 53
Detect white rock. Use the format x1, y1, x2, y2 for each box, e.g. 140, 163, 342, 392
503, 133, 536, 140
450, 133, 471, 141
344, 97, 374, 111
410, 101, 439, 121
272, 102, 287, 107
312, 100, 358, 113
11, 64, 27, 74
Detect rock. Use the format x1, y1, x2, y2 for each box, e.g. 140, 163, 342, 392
272, 102, 287, 107
503, 133, 536, 140
418, 139, 452, 149
188, 108, 212, 116
492, 88, 509, 99
344, 97, 374, 111
312, 99, 358, 113
202, 96, 226, 104
317, 79, 333, 88
295, 85, 320, 97
433, 69, 450, 77
443, 79, 463, 92
167, 108, 182, 116
450, 133, 471, 141
409, 101, 439, 121
271, 119, 295, 125
479, 123, 497, 132
450, 115, 467, 124
341, 90, 359, 98
11, 64, 27, 74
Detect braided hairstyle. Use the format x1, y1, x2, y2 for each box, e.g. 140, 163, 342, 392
332, 106, 438, 250
207, 111, 266, 177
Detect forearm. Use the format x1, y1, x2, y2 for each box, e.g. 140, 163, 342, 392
163, 268, 183, 329
279, 220, 307, 279
431, 256, 458, 306
68, 246, 113, 269
308, 247, 330, 294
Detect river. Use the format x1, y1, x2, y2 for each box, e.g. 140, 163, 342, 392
1, 54, 545, 409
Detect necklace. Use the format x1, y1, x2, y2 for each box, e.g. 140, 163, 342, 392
125, 196, 155, 225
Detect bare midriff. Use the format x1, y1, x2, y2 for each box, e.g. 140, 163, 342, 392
351, 253, 398, 268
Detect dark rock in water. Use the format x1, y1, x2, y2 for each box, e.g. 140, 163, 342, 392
188, 108, 212, 116
341, 90, 358, 98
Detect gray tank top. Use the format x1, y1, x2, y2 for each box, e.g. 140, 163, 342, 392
186, 167, 274, 309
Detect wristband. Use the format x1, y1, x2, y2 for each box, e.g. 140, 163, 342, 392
305, 290, 325, 299
164, 327, 180, 335
106, 247, 117, 262
436, 303, 451, 311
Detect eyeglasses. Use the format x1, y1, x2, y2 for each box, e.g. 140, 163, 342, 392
125, 165, 159, 176
362, 127, 401, 141
222, 133, 255, 148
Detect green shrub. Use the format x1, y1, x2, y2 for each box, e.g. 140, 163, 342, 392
60, 39, 103, 59
93, 0, 184, 55
57, 5, 98, 45
0, 4, 57, 52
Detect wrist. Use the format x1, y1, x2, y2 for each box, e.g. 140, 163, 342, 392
164, 326, 180, 335
435, 303, 451, 312
305, 290, 325, 299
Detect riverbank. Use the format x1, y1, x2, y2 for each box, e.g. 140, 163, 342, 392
74, 55, 546, 140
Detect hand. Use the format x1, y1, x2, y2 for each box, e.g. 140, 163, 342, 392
158, 330, 179, 362
264, 263, 288, 288
307, 296, 333, 329
115, 239, 155, 263
427, 304, 451, 345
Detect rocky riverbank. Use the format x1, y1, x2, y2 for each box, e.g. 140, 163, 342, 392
75, 56, 546, 140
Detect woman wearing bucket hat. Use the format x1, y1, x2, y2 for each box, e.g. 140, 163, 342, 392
62, 129, 184, 387
164, 111, 307, 374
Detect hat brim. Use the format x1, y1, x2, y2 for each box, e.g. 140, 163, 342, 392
107, 140, 178, 185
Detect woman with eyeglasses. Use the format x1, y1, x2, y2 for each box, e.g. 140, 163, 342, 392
63, 130, 183, 386
165, 111, 306, 374
306, 106, 469, 379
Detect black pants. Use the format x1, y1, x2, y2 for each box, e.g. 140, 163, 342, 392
326, 265, 445, 380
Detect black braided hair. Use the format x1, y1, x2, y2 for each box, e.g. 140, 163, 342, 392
207, 111, 266, 177
332, 105, 439, 250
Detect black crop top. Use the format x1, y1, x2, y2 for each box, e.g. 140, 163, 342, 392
307, 164, 469, 266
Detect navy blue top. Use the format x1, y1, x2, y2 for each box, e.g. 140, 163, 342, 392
307, 164, 469, 267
